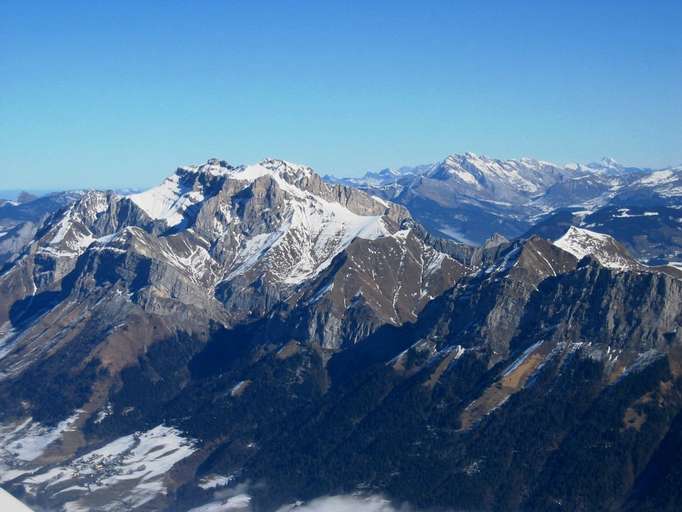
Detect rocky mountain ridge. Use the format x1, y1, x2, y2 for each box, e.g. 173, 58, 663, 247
1, 156, 682, 512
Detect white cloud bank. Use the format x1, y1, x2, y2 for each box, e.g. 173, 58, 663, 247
189, 493, 415, 512
276, 494, 410, 512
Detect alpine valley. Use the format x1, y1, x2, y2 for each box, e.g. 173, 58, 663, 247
2, 154, 682, 512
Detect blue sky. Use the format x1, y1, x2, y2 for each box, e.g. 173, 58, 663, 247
1, 1, 681, 190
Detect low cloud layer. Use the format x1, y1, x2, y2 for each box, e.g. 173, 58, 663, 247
276, 494, 411, 512
188, 487, 419, 512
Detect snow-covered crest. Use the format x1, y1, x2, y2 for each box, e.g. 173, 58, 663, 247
31, 158, 405, 289
129, 158, 360, 228
217, 159, 394, 284
553, 226, 636, 270
37, 190, 111, 257
431, 152, 558, 194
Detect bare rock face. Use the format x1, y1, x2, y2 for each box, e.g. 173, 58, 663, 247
293, 228, 470, 349
236, 236, 682, 512
0, 221, 39, 267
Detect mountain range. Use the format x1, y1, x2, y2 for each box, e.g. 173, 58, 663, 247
327, 153, 682, 259
1, 154, 682, 511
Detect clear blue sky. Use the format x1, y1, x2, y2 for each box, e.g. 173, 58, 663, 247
1, 1, 681, 190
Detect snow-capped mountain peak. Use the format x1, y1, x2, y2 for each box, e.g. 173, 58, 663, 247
428, 153, 564, 196
553, 226, 638, 270
127, 159, 318, 228
130, 157, 402, 229
259, 157, 314, 177
25, 158, 412, 299
584, 157, 624, 174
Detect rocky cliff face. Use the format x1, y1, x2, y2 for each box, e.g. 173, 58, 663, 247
237, 238, 682, 512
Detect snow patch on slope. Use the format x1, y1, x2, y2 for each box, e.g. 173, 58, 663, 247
637, 170, 676, 186
198, 474, 235, 490
23, 425, 196, 510
129, 173, 204, 227
0, 412, 81, 466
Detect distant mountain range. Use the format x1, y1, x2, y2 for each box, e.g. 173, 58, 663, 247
1, 154, 682, 511
326, 154, 682, 256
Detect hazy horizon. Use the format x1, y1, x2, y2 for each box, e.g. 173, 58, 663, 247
2, 1, 681, 189
0, 151, 679, 196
